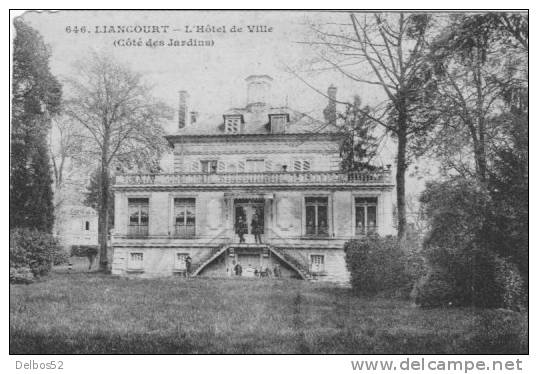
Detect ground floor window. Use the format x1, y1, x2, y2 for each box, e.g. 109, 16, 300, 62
310, 254, 325, 273
128, 252, 144, 271
305, 197, 328, 236
355, 197, 377, 235
128, 198, 149, 237
174, 198, 196, 237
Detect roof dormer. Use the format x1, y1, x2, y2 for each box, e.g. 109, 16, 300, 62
223, 114, 244, 134
268, 113, 289, 133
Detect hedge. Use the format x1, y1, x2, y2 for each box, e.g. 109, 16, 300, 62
10, 228, 68, 281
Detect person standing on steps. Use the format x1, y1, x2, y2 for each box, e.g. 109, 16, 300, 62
251, 212, 263, 244
235, 215, 247, 243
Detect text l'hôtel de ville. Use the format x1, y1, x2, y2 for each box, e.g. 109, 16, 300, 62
90, 25, 273, 34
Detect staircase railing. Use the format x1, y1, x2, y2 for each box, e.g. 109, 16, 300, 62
265, 228, 312, 279
189, 229, 233, 275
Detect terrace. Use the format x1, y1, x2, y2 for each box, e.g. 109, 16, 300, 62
114, 170, 393, 188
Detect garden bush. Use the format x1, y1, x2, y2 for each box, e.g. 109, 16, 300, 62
411, 267, 458, 307
466, 309, 528, 354
494, 256, 526, 311
10, 228, 66, 280
344, 235, 412, 296
413, 245, 525, 309
9, 266, 34, 284
70, 245, 99, 258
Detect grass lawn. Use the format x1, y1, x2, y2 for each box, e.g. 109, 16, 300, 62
10, 262, 528, 354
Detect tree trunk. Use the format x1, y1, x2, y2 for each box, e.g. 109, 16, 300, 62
98, 136, 110, 271
98, 162, 110, 271
396, 121, 408, 241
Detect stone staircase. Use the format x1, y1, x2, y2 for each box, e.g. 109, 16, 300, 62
190, 242, 310, 280
190, 243, 230, 276
267, 245, 311, 280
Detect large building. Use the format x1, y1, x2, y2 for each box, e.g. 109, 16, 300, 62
111, 75, 395, 284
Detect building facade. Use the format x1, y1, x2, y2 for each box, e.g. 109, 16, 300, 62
55, 205, 98, 249
111, 76, 395, 284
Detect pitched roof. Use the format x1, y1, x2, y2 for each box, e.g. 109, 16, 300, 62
166, 104, 340, 137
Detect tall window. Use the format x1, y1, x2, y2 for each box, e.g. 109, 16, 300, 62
174, 198, 196, 238
224, 115, 242, 133
355, 197, 377, 235
128, 198, 149, 237
310, 255, 325, 273
85, 221, 90, 231
200, 160, 218, 174
246, 159, 265, 172
305, 197, 328, 236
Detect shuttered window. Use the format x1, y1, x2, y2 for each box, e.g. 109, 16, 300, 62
293, 160, 311, 171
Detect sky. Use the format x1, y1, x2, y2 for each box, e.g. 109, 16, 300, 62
19, 10, 432, 194
21, 11, 386, 126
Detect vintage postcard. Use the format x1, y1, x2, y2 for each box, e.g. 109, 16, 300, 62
10, 9, 528, 365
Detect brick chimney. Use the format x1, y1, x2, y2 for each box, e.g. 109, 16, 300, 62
323, 84, 337, 126
246, 75, 273, 111
178, 90, 189, 129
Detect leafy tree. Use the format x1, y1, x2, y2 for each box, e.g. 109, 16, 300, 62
421, 12, 528, 284
425, 12, 528, 182
10, 18, 62, 232
338, 96, 378, 172
64, 53, 172, 270
84, 169, 114, 229
419, 177, 526, 308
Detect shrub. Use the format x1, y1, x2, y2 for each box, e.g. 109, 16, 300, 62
70, 245, 99, 258
9, 266, 34, 284
413, 245, 525, 309
494, 256, 526, 311
411, 267, 458, 307
344, 235, 411, 296
10, 228, 65, 279
466, 309, 528, 354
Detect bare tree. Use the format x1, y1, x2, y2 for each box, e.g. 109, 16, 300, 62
64, 53, 172, 271
303, 12, 439, 240
49, 115, 86, 207
425, 13, 528, 183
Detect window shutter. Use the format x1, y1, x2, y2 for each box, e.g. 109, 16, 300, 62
218, 161, 225, 172
303, 160, 311, 171
294, 160, 302, 171
265, 159, 272, 171
191, 161, 199, 172
238, 161, 245, 172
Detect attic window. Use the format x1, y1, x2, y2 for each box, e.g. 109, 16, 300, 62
224, 115, 243, 133
269, 114, 288, 133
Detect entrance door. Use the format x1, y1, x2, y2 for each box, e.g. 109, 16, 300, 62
234, 201, 264, 243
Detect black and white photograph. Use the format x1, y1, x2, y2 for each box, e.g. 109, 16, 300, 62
9, 8, 529, 361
